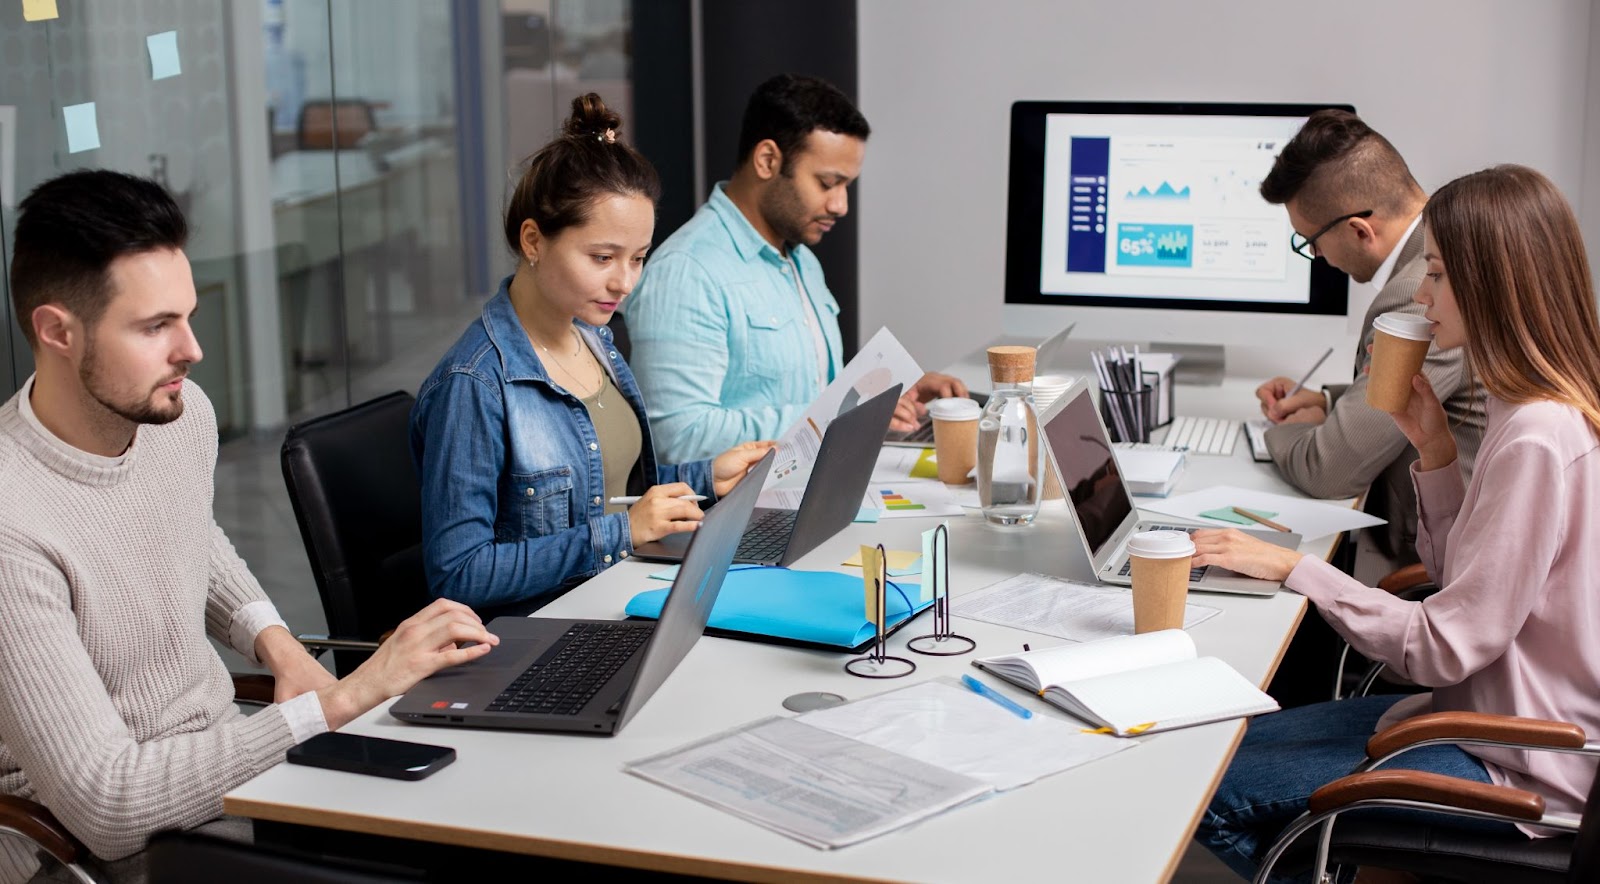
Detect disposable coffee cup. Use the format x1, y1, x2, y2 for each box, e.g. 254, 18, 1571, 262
1366, 313, 1433, 413
1126, 530, 1195, 634
928, 397, 981, 485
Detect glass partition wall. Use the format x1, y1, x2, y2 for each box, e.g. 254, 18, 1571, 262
0, 0, 633, 651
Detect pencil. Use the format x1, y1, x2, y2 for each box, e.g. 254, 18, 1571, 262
1231, 506, 1291, 532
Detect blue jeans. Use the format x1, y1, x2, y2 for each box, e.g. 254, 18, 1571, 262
1196, 695, 1521, 883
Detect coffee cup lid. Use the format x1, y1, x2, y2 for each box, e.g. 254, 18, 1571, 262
1372, 312, 1433, 342
927, 397, 981, 421
1126, 530, 1195, 559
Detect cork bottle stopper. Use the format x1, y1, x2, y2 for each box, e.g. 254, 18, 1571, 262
987, 345, 1036, 384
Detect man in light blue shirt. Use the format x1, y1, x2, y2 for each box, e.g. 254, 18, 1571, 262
623, 74, 964, 462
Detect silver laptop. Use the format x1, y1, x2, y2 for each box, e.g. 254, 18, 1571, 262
389, 450, 774, 734
1041, 385, 1300, 596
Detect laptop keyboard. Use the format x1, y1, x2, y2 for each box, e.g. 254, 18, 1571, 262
896, 420, 936, 444
1163, 416, 1240, 456
734, 508, 797, 562
1117, 524, 1210, 581
485, 622, 653, 716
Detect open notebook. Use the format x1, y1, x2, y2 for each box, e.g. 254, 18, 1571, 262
972, 630, 1278, 736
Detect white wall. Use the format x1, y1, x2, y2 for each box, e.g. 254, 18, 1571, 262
857, 0, 1595, 371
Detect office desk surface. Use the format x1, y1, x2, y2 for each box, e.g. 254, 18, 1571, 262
227, 367, 1342, 882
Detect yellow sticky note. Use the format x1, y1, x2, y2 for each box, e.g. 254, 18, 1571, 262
23, 0, 59, 22
910, 448, 939, 480
859, 545, 883, 625
842, 549, 920, 572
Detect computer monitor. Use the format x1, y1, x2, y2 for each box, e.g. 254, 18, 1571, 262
1004, 101, 1356, 380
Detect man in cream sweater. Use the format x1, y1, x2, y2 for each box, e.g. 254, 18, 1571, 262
0, 170, 499, 882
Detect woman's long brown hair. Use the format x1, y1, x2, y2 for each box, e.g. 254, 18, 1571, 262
1424, 165, 1600, 439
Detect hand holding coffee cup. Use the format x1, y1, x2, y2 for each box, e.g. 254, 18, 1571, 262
1366, 312, 1433, 413
928, 397, 981, 485
1127, 530, 1195, 634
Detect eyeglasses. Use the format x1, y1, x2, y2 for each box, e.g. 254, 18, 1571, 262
1290, 209, 1374, 260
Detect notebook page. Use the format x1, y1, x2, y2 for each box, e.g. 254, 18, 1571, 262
1046, 656, 1277, 734
975, 629, 1195, 692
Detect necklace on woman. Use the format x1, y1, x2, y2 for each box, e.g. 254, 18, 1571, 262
537, 326, 605, 405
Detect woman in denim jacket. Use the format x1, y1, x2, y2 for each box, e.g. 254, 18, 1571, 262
411, 95, 772, 614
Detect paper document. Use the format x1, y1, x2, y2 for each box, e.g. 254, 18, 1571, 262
799, 680, 1131, 792
767, 327, 923, 487
870, 481, 966, 518
626, 716, 989, 849
952, 573, 1220, 642
872, 446, 938, 482
1139, 484, 1383, 541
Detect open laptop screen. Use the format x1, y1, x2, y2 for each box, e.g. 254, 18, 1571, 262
1045, 391, 1134, 558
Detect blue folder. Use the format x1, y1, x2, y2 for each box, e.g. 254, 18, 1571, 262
625, 567, 934, 651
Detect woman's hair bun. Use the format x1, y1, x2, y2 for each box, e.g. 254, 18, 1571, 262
564, 93, 624, 142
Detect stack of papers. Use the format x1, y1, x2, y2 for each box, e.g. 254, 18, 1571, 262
1112, 446, 1186, 497
1137, 485, 1385, 541
626, 680, 1131, 848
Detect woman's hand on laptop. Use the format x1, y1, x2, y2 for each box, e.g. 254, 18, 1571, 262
891, 372, 971, 432
628, 482, 705, 546
711, 441, 776, 496
1192, 529, 1305, 582
317, 599, 499, 730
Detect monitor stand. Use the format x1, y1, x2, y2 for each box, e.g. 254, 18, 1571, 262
1155, 343, 1225, 386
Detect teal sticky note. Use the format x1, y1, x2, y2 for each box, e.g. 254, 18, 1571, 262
649, 565, 681, 581
853, 506, 881, 523
63, 102, 100, 153
919, 527, 936, 602
1199, 506, 1278, 526
147, 31, 181, 80
887, 557, 923, 578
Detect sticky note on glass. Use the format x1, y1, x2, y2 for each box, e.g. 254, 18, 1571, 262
1199, 506, 1278, 526
147, 31, 181, 80
63, 102, 100, 153
23, 0, 59, 22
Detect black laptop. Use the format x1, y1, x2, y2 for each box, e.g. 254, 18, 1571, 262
389, 450, 774, 735
632, 383, 901, 566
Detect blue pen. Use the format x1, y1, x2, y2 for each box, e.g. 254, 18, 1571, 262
961, 674, 1033, 720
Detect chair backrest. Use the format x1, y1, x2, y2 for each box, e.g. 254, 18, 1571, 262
1569, 764, 1600, 882
281, 392, 430, 674
297, 99, 376, 150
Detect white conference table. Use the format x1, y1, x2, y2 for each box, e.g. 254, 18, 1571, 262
226, 347, 1344, 883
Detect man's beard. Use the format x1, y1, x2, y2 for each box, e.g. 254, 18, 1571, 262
760, 172, 828, 247
79, 342, 186, 426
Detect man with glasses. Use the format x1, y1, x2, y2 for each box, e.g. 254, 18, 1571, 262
1251, 110, 1484, 705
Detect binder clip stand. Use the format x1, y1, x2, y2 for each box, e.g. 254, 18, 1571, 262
907, 524, 975, 656
845, 544, 915, 679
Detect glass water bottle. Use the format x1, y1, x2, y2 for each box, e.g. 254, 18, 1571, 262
977, 345, 1044, 526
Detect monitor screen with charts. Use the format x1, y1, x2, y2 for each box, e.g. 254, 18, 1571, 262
1003, 101, 1355, 358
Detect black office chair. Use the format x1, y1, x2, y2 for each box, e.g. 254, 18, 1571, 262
281, 391, 432, 676
1254, 710, 1600, 883
147, 830, 423, 883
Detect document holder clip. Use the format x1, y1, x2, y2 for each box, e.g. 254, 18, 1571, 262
845, 543, 915, 679
907, 524, 974, 656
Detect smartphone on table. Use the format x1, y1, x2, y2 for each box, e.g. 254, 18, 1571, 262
286, 732, 456, 781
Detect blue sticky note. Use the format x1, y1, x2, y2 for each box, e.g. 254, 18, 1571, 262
63, 102, 100, 153
648, 565, 681, 581
853, 506, 881, 523
147, 31, 181, 80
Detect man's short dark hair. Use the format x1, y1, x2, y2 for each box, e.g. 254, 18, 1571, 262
10, 170, 188, 346
735, 73, 870, 170
1259, 109, 1423, 221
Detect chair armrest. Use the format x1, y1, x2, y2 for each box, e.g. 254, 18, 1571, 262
1367, 711, 1586, 760
0, 795, 83, 866
1376, 563, 1432, 594
1308, 769, 1545, 821
231, 674, 277, 706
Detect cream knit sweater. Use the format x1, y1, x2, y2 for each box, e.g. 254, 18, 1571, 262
0, 381, 299, 868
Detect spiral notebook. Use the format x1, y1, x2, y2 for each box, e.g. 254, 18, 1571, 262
972, 629, 1278, 736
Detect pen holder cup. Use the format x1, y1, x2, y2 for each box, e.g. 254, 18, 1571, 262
1142, 370, 1175, 430
1099, 385, 1155, 443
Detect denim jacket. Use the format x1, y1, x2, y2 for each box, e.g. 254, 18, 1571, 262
410, 279, 715, 612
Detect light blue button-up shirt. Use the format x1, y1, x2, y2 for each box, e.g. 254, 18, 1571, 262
623, 183, 844, 462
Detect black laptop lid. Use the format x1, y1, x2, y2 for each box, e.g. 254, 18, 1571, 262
613, 449, 775, 730
781, 383, 902, 565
